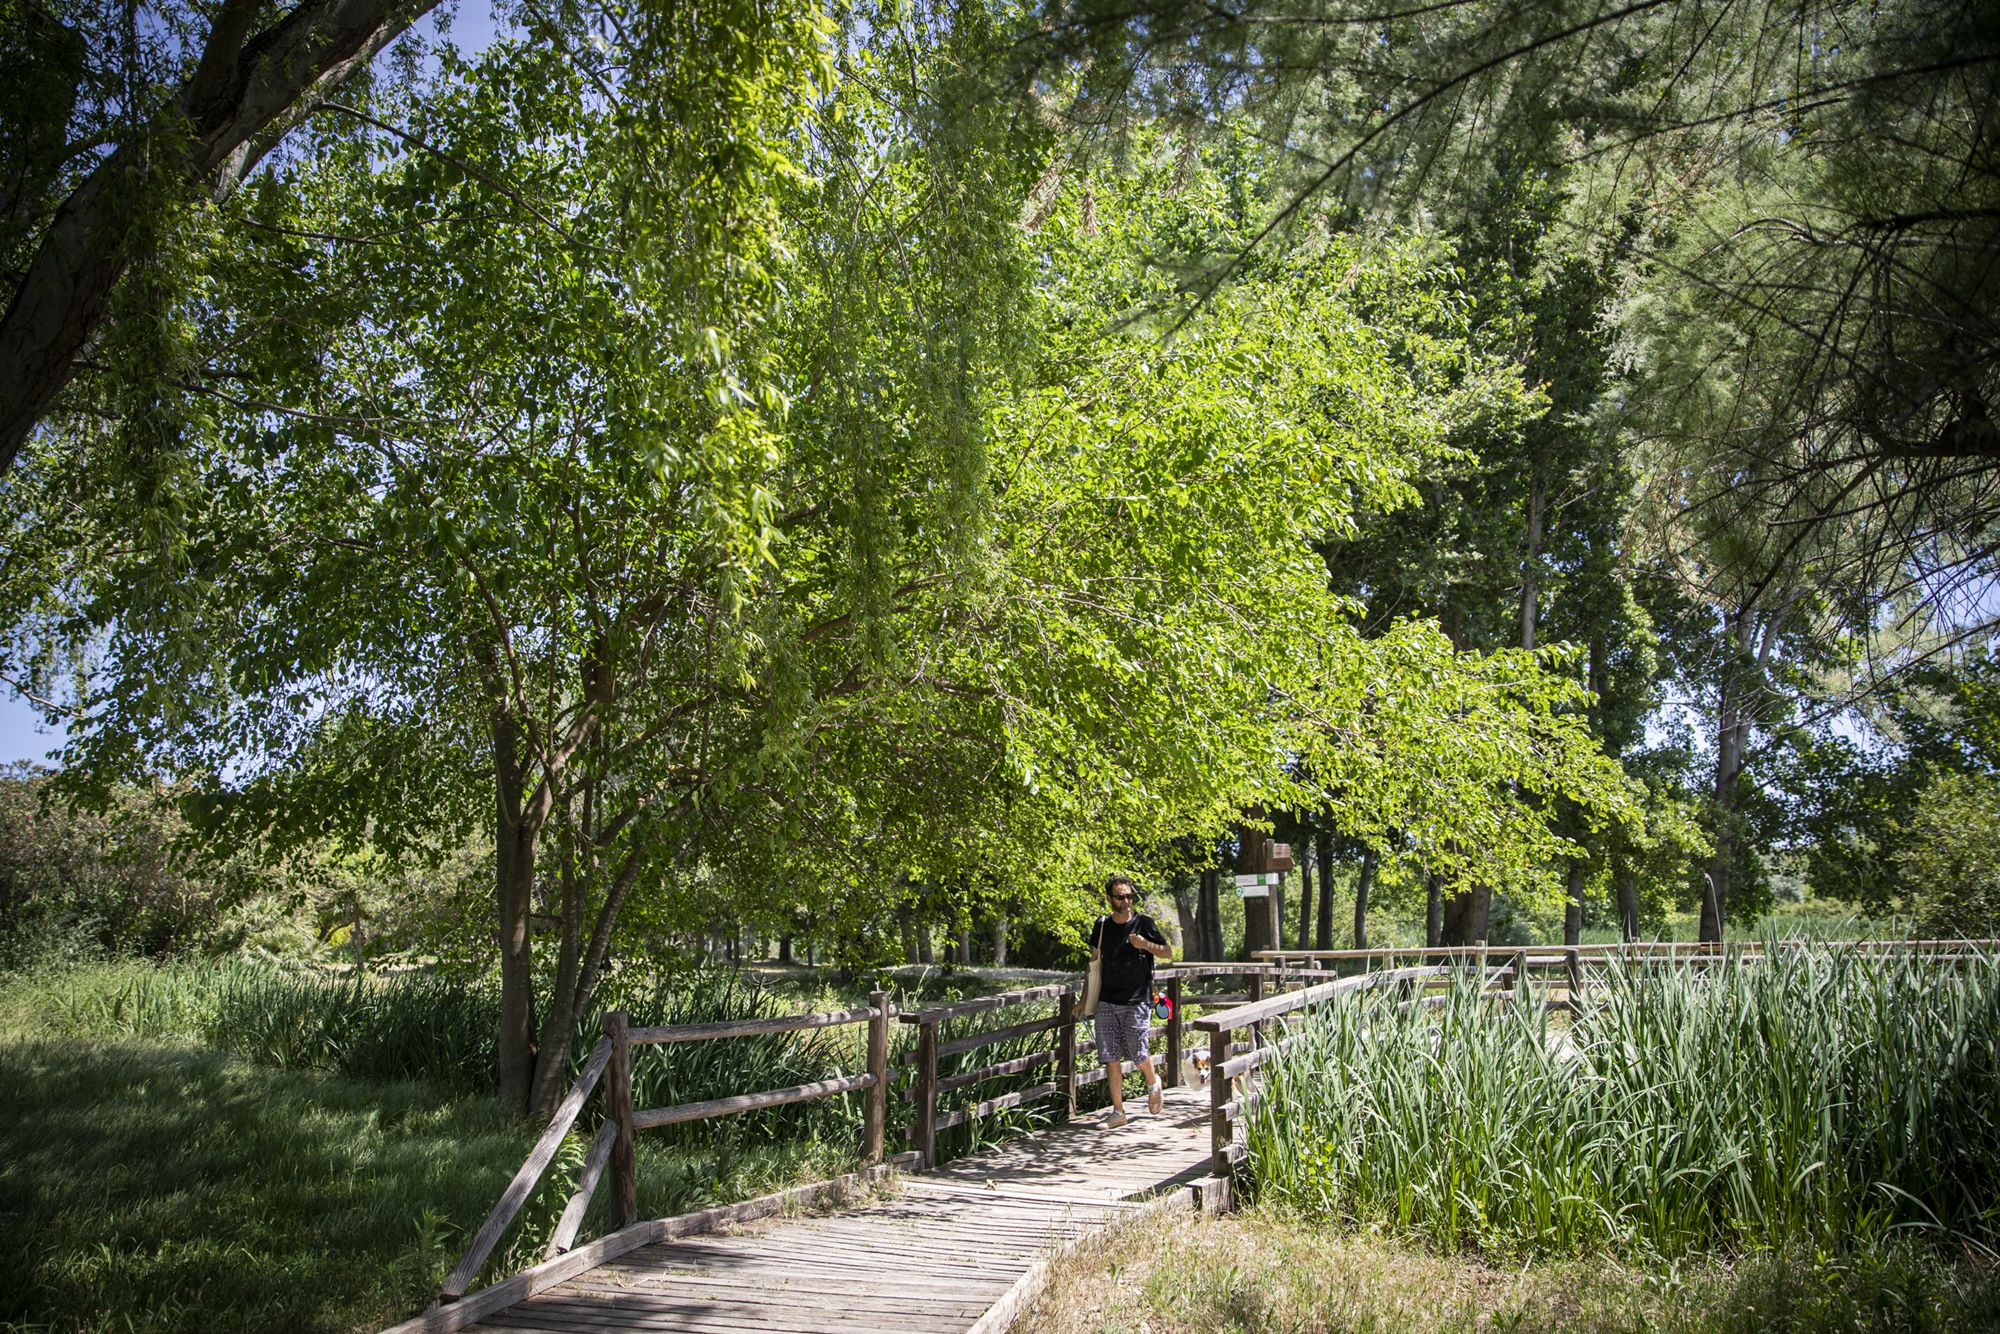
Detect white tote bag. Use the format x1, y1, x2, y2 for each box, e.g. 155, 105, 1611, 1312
1079, 916, 1105, 1017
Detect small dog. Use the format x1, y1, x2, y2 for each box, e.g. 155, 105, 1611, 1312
1189, 1051, 1211, 1085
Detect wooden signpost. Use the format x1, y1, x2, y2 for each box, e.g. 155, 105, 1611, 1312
1237, 824, 1294, 957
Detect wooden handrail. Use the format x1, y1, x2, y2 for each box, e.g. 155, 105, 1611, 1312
441, 1039, 613, 1301
630, 1005, 881, 1044
446, 997, 899, 1304
897, 984, 1071, 1024
633, 1072, 878, 1130
1191, 965, 1450, 1036
544, 1120, 618, 1260
1255, 938, 2000, 963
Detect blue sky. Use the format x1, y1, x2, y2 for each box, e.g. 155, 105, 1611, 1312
0, 693, 62, 767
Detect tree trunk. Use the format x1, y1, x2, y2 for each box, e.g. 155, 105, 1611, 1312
1168, 873, 1195, 961
991, 915, 1009, 966
493, 816, 539, 1113
1564, 858, 1586, 946
1521, 469, 1546, 652
1701, 601, 1785, 943
958, 924, 973, 966
1440, 883, 1489, 947
916, 923, 934, 965
1295, 848, 1314, 950
1615, 857, 1639, 940
899, 908, 917, 965
1425, 871, 1444, 948
778, 934, 793, 964
1197, 868, 1222, 961
1353, 847, 1377, 950
1314, 831, 1335, 950
0, 0, 445, 470
1702, 673, 1751, 943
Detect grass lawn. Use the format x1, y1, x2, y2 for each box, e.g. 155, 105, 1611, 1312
1023, 1209, 2000, 1334
0, 1039, 528, 1333
0, 1036, 857, 1334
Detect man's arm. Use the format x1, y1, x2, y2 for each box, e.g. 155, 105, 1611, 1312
1130, 918, 1172, 959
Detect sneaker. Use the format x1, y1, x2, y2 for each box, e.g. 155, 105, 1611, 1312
1104, 1110, 1129, 1128
1147, 1081, 1164, 1115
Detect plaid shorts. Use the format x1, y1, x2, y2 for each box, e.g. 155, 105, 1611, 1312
1093, 999, 1152, 1064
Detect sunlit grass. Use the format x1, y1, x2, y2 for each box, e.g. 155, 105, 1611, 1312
1021, 1208, 2000, 1334
1246, 944, 2000, 1259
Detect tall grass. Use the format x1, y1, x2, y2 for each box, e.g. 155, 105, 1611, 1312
3, 961, 870, 1114
6, 959, 501, 1091
1245, 945, 2000, 1259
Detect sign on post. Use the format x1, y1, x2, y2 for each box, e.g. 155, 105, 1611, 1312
1233, 872, 1280, 898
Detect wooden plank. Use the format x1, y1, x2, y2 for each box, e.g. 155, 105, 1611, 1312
563, 1269, 1011, 1304
935, 1048, 1054, 1095
390, 1220, 660, 1334
898, 984, 1071, 1024
934, 1082, 1058, 1131
628, 1006, 878, 1046
913, 1019, 938, 1167
621, 1241, 1043, 1284
388, 1158, 918, 1334
632, 1073, 874, 1131
441, 1039, 614, 1300
606, 1012, 637, 1229
482, 1301, 961, 1334
544, 1119, 618, 1259
962, 1174, 1191, 1334
1057, 990, 1077, 1118
647, 1153, 918, 1241
504, 1286, 989, 1328
1190, 964, 1448, 1036
863, 990, 891, 1164
937, 1013, 1061, 1060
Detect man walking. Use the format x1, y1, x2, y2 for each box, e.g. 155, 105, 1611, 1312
1088, 875, 1172, 1127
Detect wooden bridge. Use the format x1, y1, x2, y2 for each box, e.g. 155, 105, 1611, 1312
386, 940, 1994, 1334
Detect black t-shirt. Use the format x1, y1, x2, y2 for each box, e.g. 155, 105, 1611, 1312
1090, 913, 1168, 1006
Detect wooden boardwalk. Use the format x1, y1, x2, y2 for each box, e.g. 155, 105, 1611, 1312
462, 1086, 1212, 1334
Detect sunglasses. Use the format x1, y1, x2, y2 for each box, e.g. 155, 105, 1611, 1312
1109, 892, 1134, 901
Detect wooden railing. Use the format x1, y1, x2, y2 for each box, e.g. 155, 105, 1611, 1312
1257, 939, 2000, 968
1189, 965, 1463, 1176
887, 962, 1325, 1166
440, 939, 2000, 1303
438, 992, 894, 1305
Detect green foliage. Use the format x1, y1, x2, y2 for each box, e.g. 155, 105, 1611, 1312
1897, 771, 2000, 938
0, 766, 258, 964
1247, 947, 2000, 1258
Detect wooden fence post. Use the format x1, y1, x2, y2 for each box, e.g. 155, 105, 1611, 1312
605, 1009, 637, 1228
913, 1017, 939, 1169
1165, 976, 1182, 1089
1209, 1028, 1232, 1178
1057, 990, 1077, 1119
1565, 947, 1582, 1008
863, 990, 890, 1165
1247, 971, 1266, 1046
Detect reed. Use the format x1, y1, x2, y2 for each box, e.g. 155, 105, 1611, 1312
1245, 944, 2000, 1258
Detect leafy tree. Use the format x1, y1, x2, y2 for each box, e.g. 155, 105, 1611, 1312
1897, 770, 2000, 937
0, 0, 455, 467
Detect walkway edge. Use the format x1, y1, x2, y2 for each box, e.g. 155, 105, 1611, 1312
381, 1154, 921, 1334
965, 1177, 1219, 1334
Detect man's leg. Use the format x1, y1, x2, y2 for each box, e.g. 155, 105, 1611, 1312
1104, 1057, 1126, 1123
1137, 1053, 1163, 1113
